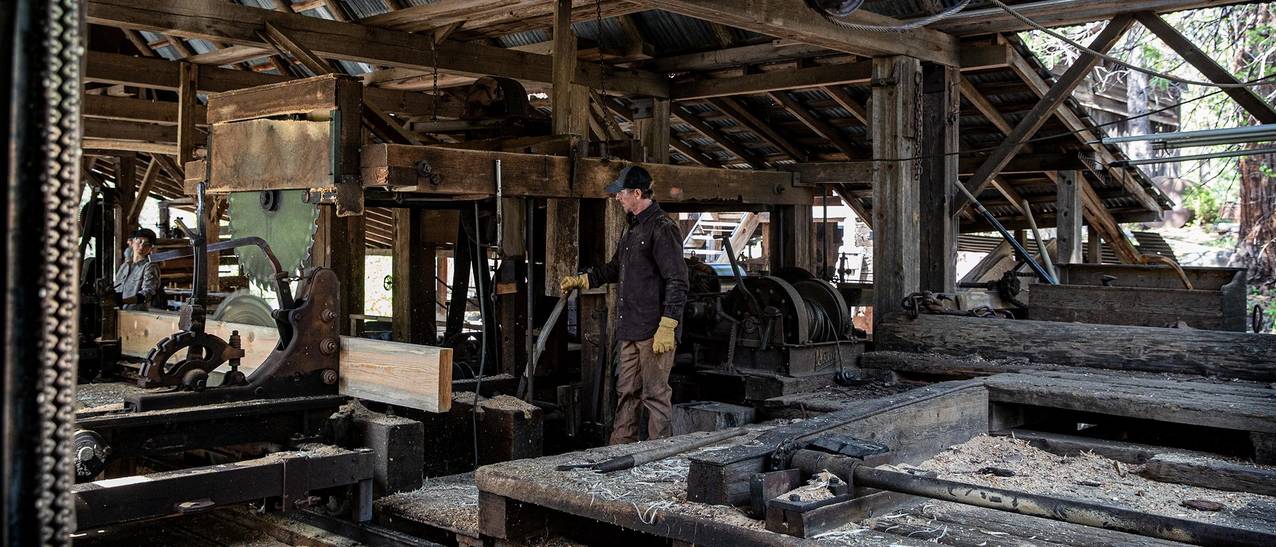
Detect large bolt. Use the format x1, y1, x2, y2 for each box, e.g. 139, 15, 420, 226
322, 369, 338, 385
321, 309, 336, 323
320, 337, 339, 355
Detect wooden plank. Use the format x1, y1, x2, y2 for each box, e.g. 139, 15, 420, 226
86, 0, 669, 97
544, 199, 579, 297
1142, 454, 1276, 496
633, 0, 960, 66
82, 118, 179, 144
1029, 283, 1243, 331
769, 91, 858, 157
646, 41, 832, 73
919, 63, 959, 293
876, 312, 1276, 381
206, 73, 344, 124
1055, 170, 1083, 264
953, 16, 1134, 213
360, 145, 814, 205
82, 95, 205, 125
117, 310, 451, 412
982, 370, 1276, 433
686, 382, 986, 505
86, 51, 462, 118
1136, 12, 1276, 125
710, 97, 806, 162
871, 56, 922, 328
209, 119, 332, 191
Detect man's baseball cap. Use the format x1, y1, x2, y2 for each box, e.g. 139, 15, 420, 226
603, 165, 653, 194
130, 228, 158, 245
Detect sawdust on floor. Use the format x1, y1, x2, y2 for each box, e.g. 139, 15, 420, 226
377, 472, 481, 536
912, 434, 1276, 528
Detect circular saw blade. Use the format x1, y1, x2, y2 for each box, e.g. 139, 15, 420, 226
228, 190, 319, 288
212, 290, 276, 327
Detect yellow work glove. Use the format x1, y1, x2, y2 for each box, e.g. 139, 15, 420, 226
652, 317, 679, 354
559, 273, 590, 296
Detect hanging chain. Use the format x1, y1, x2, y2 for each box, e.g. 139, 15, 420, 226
594, 0, 615, 159
429, 38, 440, 121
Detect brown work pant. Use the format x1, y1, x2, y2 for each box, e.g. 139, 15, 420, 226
609, 338, 675, 445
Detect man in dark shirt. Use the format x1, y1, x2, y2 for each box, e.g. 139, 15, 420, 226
560, 166, 689, 444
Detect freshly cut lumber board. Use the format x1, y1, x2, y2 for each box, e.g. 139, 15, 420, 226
875, 312, 1276, 382
118, 310, 451, 412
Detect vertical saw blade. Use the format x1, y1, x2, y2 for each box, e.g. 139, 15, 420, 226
227, 190, 319, 288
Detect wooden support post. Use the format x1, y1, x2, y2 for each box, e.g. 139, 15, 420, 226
125, 158, 161, 235
393, 209, 437, 344
871, 56, 922, 328
953, 15, 1134, 213
768, 205, 814, 273
314, 207, 366, 335
1055, 170, 1083, 265
544, 0, 587, 297
177, 62, 200, 171
445, 220, 472, 338
203, 197, 226, 292
635, 98, 671, 164
920, 63, 958, 292
1087, 225, 1102, 264
115, 155, 138, 238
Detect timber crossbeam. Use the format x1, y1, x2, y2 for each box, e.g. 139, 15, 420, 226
359, 144, 815, 205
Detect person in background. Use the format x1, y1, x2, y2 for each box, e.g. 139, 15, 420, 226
113, 228, 160, 311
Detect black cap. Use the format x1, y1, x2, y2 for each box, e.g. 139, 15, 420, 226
130, 228, 157, 245
603, 165, 652, 194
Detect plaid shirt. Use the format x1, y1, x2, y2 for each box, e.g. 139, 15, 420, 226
587, 202, 689, 342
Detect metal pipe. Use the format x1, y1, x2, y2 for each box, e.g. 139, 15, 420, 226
952, 181, 1057, 284
1109, 146, 1276, 167
792, 450, 1271, 546
1099, 123, 1276, 146
1020, 199, 1055, 280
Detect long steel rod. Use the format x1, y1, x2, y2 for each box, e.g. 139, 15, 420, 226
952, 180, 1057, 284
792, 450, 1269, 546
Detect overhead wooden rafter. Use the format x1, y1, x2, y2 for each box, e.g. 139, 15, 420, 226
931, 0, 1255, 36
672, 105, 766, 168
1135, 12, 1276, 125
953, 15, 1135, 214
85, 0, 670, 97
709, 97, 807, 162
768, 91, 859, 157
632, 0, 960, 66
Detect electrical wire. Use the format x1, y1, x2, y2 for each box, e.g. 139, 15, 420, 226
818, 0, 973, 33
988, 0, 1275, 89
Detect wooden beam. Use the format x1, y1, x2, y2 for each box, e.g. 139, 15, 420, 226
359, 145, 813, 205
126, 159, 162, 231
954, 16, 1135, 214
769, 91, 859, 157
393, 209, 437, 345
821, 85, 868, 126
177, 62, 200, 170
872, 55, 922, 327
672, 105, 765, 168
919, 63, 959, 293
710, 97, 807, 162
83, 118, 180, 144
258, 22, 424, 145
82, 95, 205, 125
1055, 170, 1083, 264
636, 98, 672, 163
118, 310, 452, 412
644, 41, 831, 73
674, 61, 871, 101
633, 0, 960, 66
1136, 12, 1276, 125
86, 0, 669, 97
931, 0, 1255, 36
1003, 42, 1162, 213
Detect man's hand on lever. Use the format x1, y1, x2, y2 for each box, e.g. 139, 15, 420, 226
560, 273, 591, 296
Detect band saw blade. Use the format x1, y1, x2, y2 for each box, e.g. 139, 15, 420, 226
227, 190, 319, 288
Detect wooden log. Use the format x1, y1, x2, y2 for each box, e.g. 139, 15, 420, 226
117, 310, 451, 413
875, 312, 1276, 382
1141, 453, 1276, 497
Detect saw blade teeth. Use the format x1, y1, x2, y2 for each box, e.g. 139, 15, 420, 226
228, 190, 319, 289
